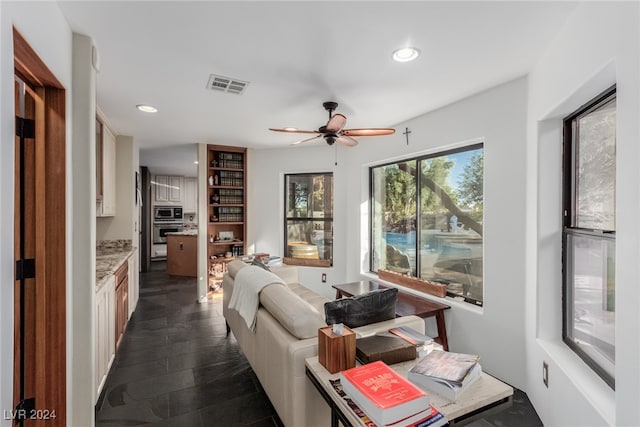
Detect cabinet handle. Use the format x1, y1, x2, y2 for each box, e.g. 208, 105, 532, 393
179, 242, 183, 251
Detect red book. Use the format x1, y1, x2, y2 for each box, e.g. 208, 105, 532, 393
340, 361, 431, 426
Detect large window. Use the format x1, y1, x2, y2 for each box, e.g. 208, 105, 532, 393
284, 173, 333, 267
562, 86, 616, 388
370, 144, 484, 305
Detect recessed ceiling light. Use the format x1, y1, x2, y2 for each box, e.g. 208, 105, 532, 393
136, 104, 158, 113
392, 47, 420, 63
193, 160, 199, 165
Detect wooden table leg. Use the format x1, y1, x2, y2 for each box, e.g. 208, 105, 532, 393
435, 311, 449, 351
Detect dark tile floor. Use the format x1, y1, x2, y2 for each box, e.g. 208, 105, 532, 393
95, 261, 543, 427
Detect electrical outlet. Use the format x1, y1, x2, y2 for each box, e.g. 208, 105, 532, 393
542, 361, 549, 388
321, 273, 327, 283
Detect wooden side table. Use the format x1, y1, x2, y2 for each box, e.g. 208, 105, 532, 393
332, 281, 451, 351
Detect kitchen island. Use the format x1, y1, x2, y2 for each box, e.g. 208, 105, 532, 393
166, 231, 198, 277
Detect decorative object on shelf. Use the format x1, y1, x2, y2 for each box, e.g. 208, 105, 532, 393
377, 269, 447, 298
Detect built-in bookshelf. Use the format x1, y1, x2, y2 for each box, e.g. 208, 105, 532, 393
207, 145, 247, 292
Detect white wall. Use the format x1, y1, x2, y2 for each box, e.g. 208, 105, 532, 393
351, 78, 529, 389
251, 77, 529, 389
526, 3, 639, 426
0, 3, 77, 427
250, 145, 350, 299
97, 134, 140, 245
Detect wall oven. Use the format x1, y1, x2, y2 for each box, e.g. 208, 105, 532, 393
154, 206, 183, 222
153, 222, 183, 244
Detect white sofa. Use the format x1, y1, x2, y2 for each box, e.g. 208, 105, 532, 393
222, 260, 427, 427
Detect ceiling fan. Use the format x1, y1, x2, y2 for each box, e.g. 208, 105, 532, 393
269, 101, 395, 147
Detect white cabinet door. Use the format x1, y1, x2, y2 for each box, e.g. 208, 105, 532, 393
95, 275, 115, 402
184, 177, 197, 212
154, 175, 183, 204
154, 175, 169, 202
100, 126, 117, 216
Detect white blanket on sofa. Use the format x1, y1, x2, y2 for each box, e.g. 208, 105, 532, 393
228, 266, 286, 331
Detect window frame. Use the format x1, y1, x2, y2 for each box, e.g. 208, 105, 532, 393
283, 172, 334, 267
562, 85, 616, 389
369, 142, 484, 306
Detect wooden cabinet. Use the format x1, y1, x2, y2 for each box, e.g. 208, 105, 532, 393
154, 175, 183, 203
167, 234, 197, 277
127, 250, 138, 318
96, 118, 116, 217
114, 261, 129, 350
95, 275, 115, 402
207, 145, 247, 292
184, 177, 198, 213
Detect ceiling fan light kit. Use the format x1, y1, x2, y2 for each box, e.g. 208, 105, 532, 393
269, 101, 395, 147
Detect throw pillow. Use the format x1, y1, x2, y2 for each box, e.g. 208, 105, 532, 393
324, 287, 398, 328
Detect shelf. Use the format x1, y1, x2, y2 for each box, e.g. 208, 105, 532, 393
209, 185, 244, 190
209, 204, 244, 207
209, 241, 243, 246
209, 221, 244, 225
209, 167, 244, 171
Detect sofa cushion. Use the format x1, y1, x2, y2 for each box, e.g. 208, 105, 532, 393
324, 287, 398, 328
260, 284, 325, 339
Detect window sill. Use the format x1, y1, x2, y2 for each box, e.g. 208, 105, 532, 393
283, 257, 331, 268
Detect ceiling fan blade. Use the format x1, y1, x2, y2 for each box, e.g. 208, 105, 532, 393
336, 135, 358, 147
325, 113, 347, 133
342, 128, 396, 137
291, 135, 322, 146
269, 128, 322, 135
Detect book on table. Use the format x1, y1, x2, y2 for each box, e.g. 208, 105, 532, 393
339, 360, 432, 427
387, 326, 434, 348
356, 334, 417, 365
407, 350, 482, 402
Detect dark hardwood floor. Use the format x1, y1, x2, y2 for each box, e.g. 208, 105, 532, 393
95, 261, 542, 427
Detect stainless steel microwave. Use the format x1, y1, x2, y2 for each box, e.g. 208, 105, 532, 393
153, 206, 183, 221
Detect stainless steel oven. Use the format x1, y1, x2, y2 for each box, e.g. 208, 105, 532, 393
153, 222, 183, 244
154, 206, 183, 222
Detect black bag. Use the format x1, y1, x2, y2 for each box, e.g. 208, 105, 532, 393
324, 288, 398, 328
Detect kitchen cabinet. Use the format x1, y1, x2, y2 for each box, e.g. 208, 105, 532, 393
184, 177, 197, 213
154, 174, 183, 203
114, 261, 129, 350
167, 234, 197, 277
207, 145, 246, 292
96, 119, 117, 216
95, 275, 115, 402
128, 250, 139, 318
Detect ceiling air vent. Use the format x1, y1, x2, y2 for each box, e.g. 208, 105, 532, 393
206, 74, 249, 95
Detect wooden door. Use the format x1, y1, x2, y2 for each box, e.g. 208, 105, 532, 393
13, 28, 66, 426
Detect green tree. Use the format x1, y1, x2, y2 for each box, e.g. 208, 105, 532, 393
383, 161, 416, 226
455, 152, 483, 224
421, 156, 455, 213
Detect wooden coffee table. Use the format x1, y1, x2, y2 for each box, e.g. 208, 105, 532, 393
332, 281, 451, 351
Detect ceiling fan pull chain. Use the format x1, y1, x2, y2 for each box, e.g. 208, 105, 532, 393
335, 143, 338, 166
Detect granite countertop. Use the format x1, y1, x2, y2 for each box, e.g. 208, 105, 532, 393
166, 230, 198, 236
96, 240, 134, 288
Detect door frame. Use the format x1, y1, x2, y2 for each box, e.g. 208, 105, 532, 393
13, 27, 67, 426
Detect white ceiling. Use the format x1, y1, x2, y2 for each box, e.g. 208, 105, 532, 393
57, 1, 579, 172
